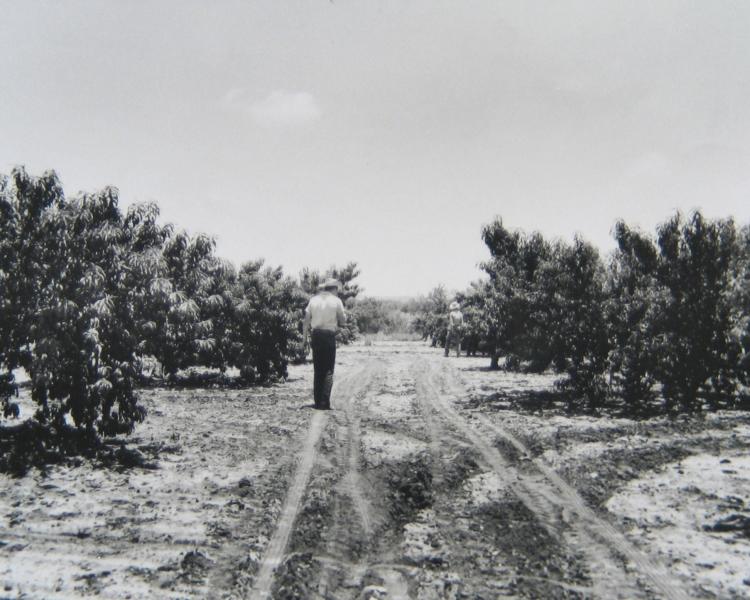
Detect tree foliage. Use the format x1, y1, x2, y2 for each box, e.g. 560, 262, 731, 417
733, 226, 750, 399
351, 297, 412, 336
605, 222, 662, 413
1, 172, 156, 436
480, 220, 556, 370
229, 261, 307, 382
455, 281, 492, 356
653, 212, 739, 412
473, 211, 748, 415
1, 169, 66, 419
1, 168, 331, 448
410, 285, 450, 347
545, 238, 610, 410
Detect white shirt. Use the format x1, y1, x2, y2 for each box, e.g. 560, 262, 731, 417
304, 292, 346, 332
448, 310, 464, 329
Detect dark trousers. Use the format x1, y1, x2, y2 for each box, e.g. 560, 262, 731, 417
311, 329, 336, 408
444, 328, 461, 357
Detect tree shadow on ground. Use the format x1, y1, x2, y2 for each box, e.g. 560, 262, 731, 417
138, 371, 304, 389
467, 388, 649, 418
458, 365, 501, 373
465, 389, 565, 413
0, 420, 159, 478
139, 372, 244, 389
457, 361, 548, 375
468, 388, 750, 419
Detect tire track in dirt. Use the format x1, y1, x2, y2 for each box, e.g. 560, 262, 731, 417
341, 363, 380, 538
361, 362, 422, 599
248, 411, 327, 600
413, 359, 587, 597
248, 366, 369, 600
310, 353, 432, 599
424, 358, 692, 600
314, 359, 382, 598
418, 365, 621, 596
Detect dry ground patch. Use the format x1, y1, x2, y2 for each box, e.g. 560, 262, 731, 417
1, 342, 749, 599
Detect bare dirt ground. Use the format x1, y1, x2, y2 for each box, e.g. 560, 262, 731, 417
2, 341, 750, 599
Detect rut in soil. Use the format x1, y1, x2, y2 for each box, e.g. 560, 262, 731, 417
248, 348, 694, 599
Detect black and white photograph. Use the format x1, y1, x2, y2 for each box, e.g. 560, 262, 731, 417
2, 2, 750, 598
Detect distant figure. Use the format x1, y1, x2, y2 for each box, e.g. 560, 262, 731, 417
303, 278, 346, 410
444, 301, 464, 357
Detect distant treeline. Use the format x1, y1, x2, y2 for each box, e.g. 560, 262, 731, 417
416, 214, 750, 415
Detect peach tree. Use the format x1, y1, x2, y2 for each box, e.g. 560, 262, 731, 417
29, 188, 165, 436
652, 212, 740, 413
1, 169, 66, 420
0, 169, 172, 438
138, 231, 229, 379
229, 260, 307, 382
605, 222, 663, 414
480, 220, 557, 371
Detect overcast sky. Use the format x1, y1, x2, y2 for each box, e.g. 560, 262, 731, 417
2, 1, 749, 297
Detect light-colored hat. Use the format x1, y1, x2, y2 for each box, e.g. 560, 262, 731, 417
321, 278, 341, 291
449, 301, 460, 311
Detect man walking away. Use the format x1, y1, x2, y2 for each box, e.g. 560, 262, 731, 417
444, 301, 464, 358
303, 278, 346, 409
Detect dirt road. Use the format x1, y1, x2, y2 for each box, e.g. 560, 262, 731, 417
248, 345, 694, 600
2, 342, 749, 599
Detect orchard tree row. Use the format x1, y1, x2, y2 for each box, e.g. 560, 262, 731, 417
417, 212, 750, 415
0, 168, 360, 441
